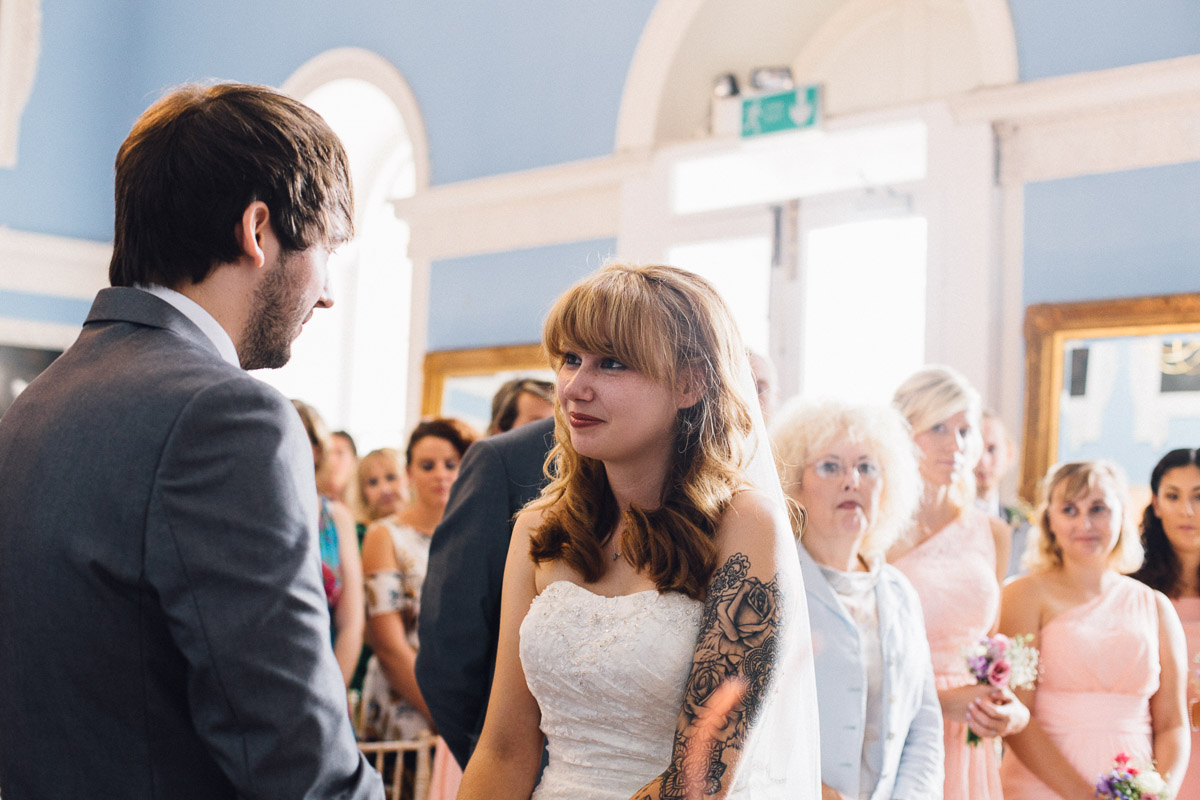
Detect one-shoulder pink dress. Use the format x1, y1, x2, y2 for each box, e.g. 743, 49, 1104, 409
1171, 596, 1200, 799
1000, 576, 1160, 799
893, 507, 1001, 800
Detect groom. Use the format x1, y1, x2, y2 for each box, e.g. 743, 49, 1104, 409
417, 415, 555, 769
0, 84, 382, 799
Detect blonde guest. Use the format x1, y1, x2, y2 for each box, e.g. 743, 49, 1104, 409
774, 398, 943, 800
1000, 461, 1188, 799
887, 366, 1028, 800
354, 448, 406, 531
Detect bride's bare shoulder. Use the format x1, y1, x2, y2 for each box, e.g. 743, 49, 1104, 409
715, 488, 787, 554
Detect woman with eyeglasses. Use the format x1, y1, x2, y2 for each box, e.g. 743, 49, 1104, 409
774, 398, 943, 800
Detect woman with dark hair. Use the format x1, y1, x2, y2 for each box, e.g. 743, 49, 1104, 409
488, 377, 555, 435
1132, 448, 1200, 798
459, 263, 819, 800
360, 418, 479, 740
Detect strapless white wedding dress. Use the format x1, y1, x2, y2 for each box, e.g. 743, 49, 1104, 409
519, 579, 820, 799
520, 580, 704, 799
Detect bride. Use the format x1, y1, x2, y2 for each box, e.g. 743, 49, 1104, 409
459, 263, 819, 799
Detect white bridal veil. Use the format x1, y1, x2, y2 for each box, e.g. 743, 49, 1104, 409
730, 349, 821, 799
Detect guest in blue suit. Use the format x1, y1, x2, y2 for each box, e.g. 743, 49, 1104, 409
774, 398, 944, 800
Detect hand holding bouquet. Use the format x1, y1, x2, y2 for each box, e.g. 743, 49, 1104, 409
962, 632, 1039, 745
1094, 752, 1172, 800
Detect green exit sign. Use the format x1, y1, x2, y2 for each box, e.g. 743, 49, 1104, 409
741, 86, 820, 138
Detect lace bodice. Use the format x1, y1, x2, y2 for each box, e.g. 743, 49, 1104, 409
520, 580, 704, 799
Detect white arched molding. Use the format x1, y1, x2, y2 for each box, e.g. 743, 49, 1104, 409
614, 0, 706, 154
792, 0, 1018, 116
282, 47, 430, 195
963, 0, 1018, 86
614, 0, 1017, 152
280, 48, 431, 443
0, 0, 42, 167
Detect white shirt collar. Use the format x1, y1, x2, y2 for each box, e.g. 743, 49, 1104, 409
134, 283, 240, 367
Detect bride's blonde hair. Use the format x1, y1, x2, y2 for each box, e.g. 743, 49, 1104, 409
528, 263, 754, 600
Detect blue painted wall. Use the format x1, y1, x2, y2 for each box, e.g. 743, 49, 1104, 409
0, 0, 139, 242
0, 0, 654, 244
427, 239, 615, 350
6, 2, 1200, 353
1010, 0, 1200, 81
0, 290, 91, 327
1023, 163, 1200, 306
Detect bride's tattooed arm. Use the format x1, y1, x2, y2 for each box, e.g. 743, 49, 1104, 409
633, 553, 784, 800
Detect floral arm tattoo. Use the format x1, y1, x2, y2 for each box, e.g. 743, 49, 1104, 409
634, 553, 783, 800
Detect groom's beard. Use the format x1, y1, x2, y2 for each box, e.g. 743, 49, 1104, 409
240, 251, 310, 371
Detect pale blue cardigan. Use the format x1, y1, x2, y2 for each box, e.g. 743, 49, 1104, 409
799, 542, 944, 800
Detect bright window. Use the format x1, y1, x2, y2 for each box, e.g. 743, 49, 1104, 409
667, 236, 772, 354
801, 216, 927, 403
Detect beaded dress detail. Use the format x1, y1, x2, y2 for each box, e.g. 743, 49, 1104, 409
520, 580, 704, 800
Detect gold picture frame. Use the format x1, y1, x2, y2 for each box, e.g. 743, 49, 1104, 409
1021, 292, 1200, 503
421, 344, 550, 421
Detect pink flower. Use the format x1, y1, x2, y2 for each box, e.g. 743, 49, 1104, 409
987, 633, 1010, 659
986, 658, 1010, 688
1115, 752, 1131, 766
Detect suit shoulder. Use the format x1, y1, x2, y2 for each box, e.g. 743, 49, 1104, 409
488, 418, 554, 465
164, 372, 303, 456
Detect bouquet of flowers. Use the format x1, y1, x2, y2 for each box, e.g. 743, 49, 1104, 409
1094, 752, 1172, 799
962, 632, 1039, 745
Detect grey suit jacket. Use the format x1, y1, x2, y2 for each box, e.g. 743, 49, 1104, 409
0, 288, 382, 799
415, 415, 554, 769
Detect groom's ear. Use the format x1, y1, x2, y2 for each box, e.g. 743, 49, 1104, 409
675, 368, 706, 410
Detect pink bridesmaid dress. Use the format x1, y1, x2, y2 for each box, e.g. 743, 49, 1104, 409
893, 507, 1002, 800
1172, 596, 1200, 800
1000, 577, 1160, 799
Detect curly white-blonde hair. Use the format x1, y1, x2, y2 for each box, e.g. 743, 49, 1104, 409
771, 397, 921, 556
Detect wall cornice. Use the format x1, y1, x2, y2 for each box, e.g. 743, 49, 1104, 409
391, 153, 646, 261
950, 55, 1200, 183
0, 227, 109, 297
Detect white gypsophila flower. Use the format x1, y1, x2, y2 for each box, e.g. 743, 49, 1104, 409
1132, 768, 1168, 797
1007, 640, 1040, 691
964, 642, 987, 659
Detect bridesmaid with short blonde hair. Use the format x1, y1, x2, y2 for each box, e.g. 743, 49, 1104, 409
1000, 461, 1189, 799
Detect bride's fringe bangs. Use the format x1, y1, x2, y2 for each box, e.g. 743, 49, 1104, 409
528, 263, 756, 601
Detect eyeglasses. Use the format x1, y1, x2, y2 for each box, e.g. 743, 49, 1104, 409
811, 458, 881, 481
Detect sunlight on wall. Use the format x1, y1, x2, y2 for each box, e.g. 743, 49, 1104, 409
254, 78, 415, 451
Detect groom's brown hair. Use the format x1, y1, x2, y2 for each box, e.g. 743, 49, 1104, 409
109, 82, 353, 290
